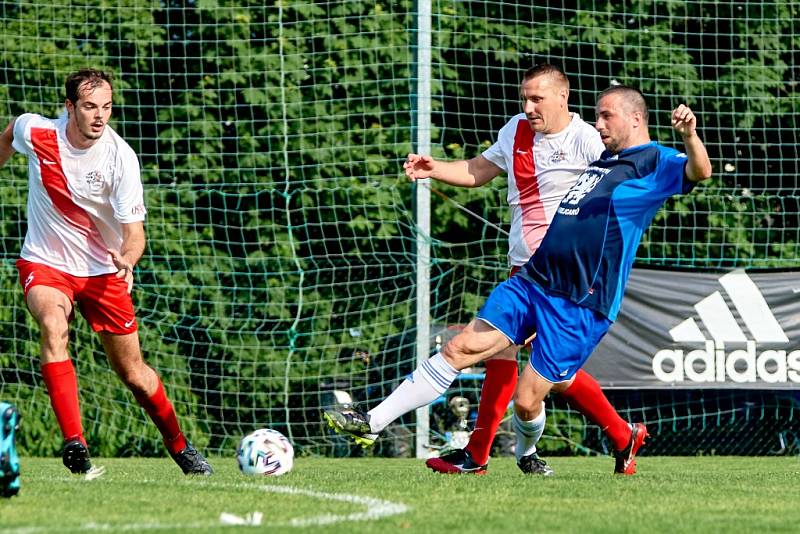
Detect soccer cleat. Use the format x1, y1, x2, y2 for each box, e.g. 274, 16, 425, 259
1, 403, 21, 497
62, 438, 93, 474
322, 406, 378, 447
425, 448, 488, 475
170, 443, 214, 475
614, 422, 649, 475
517, 452, 555, 476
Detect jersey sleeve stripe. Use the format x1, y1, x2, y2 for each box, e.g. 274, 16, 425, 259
31, 127, 109, 258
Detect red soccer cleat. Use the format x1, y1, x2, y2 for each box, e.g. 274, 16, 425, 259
426, 448, 488, 475
614, 422, 648, 475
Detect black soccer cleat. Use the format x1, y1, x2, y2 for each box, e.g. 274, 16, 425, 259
322, 406, 378, 447
62, 438, 93, 474
170, 443, 213, 475
517, 452, 554, 476
426, 448, 488, 475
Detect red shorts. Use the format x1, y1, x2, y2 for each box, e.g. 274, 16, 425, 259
16, 259, 138, 335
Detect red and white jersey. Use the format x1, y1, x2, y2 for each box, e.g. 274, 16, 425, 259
482, 113, 604, 266
12, 113, 147, 276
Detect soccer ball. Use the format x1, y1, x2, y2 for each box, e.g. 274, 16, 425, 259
237, 428, 294, 476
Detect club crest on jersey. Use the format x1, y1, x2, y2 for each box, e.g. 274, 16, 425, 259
549, 150, 567, 163
561, 166, 608, 206
84, 170, 105, 191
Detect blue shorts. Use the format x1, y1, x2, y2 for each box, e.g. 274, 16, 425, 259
476, 275, 612, 382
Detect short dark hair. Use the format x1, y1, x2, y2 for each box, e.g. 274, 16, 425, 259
598, 84, 649, 123
522, 64, 569, 90
65, 68, 113, 104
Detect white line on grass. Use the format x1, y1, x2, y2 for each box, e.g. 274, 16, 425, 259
258, 484, 409, 527
4, 481, 409, 532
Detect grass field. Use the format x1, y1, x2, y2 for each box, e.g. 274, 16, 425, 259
2, 455, 799, 533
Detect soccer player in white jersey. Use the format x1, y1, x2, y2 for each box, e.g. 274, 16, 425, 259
0, 69, 212, 476
332, 65, 647, 475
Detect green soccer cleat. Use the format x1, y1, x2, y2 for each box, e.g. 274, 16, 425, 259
323, 406, 378, 448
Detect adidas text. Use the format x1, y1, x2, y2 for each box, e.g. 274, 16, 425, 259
653, 340, 800, 383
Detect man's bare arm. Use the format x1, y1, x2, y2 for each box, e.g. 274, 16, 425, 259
672, 105, 712, 183
404, 154, 503, 187
108, 221, 146, 293
0, 119, 17, 168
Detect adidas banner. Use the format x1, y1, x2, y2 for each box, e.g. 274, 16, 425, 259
584, 268, 800, 389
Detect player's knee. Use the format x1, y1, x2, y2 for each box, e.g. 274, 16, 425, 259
513, 400, 537, 420
513, 394, 543, 420
116, 368, 138, 389
37, 315, 69, 347
116, 365, 150, 392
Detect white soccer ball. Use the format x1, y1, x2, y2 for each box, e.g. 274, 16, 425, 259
237, 428, 294, 476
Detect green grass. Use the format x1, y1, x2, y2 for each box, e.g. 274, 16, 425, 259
2, 456, 799, 533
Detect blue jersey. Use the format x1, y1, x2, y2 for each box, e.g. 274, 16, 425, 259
522, 142, 695, 320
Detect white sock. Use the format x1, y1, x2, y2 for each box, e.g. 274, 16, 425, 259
367, 353, 459, 433
512, 402, 546, 461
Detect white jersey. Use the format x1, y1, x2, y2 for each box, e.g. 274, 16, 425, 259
12, 113, 146, 276
482, 113, 604, 266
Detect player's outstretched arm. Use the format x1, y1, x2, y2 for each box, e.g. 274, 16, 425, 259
403, 153, 501, 188
0, 119, 17, 168
671, 104, 712, 183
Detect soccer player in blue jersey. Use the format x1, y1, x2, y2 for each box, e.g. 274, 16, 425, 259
324, 85, 712, 474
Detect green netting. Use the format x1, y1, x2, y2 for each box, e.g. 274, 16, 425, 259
0, 1, 797, 460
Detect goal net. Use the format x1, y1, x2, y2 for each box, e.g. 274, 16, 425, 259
0, 1, 797, 459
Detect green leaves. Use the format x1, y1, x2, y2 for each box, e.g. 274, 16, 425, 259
0, 1, 796, 457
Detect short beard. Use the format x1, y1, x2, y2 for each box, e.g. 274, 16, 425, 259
80, 127, 103, 141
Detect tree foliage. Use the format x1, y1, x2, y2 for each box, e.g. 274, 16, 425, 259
0, 1, 796, 455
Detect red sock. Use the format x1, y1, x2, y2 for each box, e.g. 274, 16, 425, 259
465, 359, 518, 465
41, 359, 85, 445
561, 370, 630, 451
133, 379, 187, 454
